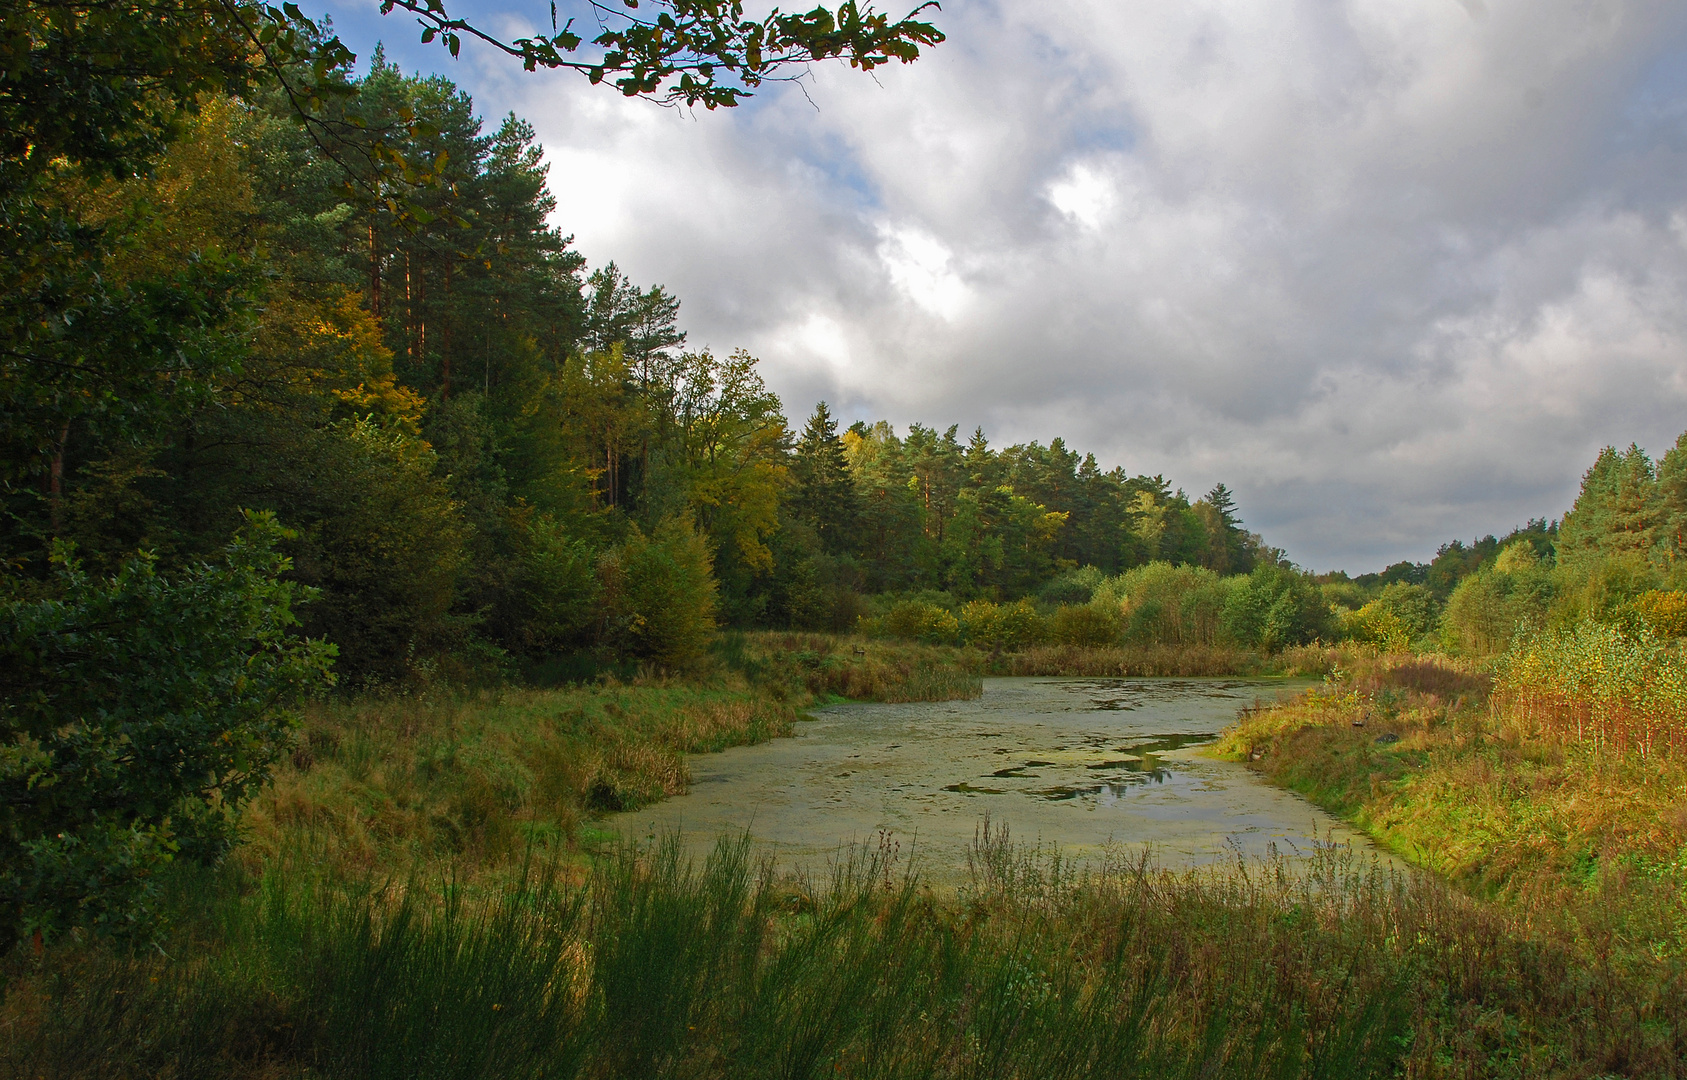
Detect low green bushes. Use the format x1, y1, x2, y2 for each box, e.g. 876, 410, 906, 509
859, 561, 1336, 657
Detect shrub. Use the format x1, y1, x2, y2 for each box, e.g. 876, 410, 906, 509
1049, 602, 1122, 647
1220, 565, 1332, 651
0, 514, 335, 947
959, 599, 1045, 650
880, 600, 960, 644
600, 516, 719, 669
496, 514, 600, 655
1036, 566, 1105, 605
1096, 562, 1233, 646
1632, 589, 1687, 638
1343, 583, 1436, 652
288, 418, 468, 683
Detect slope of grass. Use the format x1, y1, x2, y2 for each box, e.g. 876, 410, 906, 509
239, 634, 984, 883
1212, 656, 1687, 892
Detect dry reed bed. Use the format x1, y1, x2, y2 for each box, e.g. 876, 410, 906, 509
989, 642, 1341, 678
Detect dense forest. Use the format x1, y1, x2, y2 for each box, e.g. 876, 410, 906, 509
9, 52, 1687, 688
1, 56, 1296, 685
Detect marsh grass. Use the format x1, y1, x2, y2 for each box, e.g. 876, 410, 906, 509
244, 685, 805, 880
0, 831, 1423, 1080
987, 642, 1340, 678
1213, 653, 1687, 1075
712, 631, 984, 702
239, 635, 984, 883
11, 825, 1684, 1079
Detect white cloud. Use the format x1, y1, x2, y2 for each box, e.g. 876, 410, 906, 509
354, 0, 1687, 569
876, 225, 970, 320
1048, 162, 1117, 230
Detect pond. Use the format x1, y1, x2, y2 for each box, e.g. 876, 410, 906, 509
609, 676, 1398, 881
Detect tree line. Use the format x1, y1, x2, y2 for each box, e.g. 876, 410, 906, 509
1312, 439, 1687, 654
2, 58, 1280, 686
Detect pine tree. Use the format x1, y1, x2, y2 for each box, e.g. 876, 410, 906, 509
1558, 445, 1664, 565
790, 402, 859, 554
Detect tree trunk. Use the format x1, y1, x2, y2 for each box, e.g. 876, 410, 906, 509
368, 219, 381, 318
48, 422, 69, 533
441, 261, 452, 399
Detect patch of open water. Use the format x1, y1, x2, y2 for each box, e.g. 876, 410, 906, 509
609, 676, 1400, 881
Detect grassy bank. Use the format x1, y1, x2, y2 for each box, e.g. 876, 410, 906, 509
1212, 654, 1687, 894
13, 824, 1678, 1080
238, 634, 984, 882
1208, 653, 1687, 1075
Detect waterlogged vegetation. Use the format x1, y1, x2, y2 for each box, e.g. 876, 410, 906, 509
608, 677, 1364, 879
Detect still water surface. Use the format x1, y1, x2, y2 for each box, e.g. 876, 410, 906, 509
611, 677, 1396, 880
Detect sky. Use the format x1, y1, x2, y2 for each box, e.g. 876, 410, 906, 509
320, 0, 1687, 573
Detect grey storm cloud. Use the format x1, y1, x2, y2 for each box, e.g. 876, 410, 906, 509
335, 0, 1687, 571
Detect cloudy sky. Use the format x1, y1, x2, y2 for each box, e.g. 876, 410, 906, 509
322, 0, 1687, 572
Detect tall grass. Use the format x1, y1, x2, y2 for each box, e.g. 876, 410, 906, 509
10, 826, 1684, 1079
1495, 621, 1687, 758
3, 833, 1419, 1080
716, 631, 984, 702
244, 685, 804, 879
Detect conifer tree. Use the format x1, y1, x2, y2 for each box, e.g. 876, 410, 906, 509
1558, 445, 1665, 565
790, 402, 860, 554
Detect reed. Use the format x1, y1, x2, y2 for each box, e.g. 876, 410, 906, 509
987, 642, 1341, 678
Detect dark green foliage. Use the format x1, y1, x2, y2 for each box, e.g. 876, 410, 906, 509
282, 420, 468, 683
600, 517, 719, 668
0, 514, 334, 945
1222, 565, 1334, 651
494, 514, 601, 655
790, 401, 860, 554
1558, 444, 1666, 566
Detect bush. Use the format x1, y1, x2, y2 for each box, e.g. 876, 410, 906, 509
1632, 589, 1687, 638
1097, 562, 1234, 646
879, 600, 960, 644
1036, 566, 1105, 605
1220, 565, 1332, 652
958, 599, 1045, 651
600, 516, 719, 669
494, 513, 600, 655
1343, 583, 1436, 652
0, 514, 335, 947
287, 418, 468, 683
1439, 542, 1553, 656
1048, 602, 1122, 647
